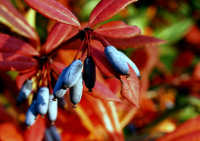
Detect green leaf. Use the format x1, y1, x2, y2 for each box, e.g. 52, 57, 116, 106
154, 19, 194, 43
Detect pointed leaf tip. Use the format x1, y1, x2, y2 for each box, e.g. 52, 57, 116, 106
120, 65, 140, 107
89, 0, 137, 28
23, 0, 81, 29
95, 21, 141, 38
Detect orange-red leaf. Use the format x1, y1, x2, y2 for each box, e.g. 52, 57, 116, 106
0, 33, 39, 56
106, 35, 167, 49
193, 63, 200, 82
51, 61, 67, 74
0, 53, 37, 62
156, 116, 200, 141
56, 109, 90, 140
0, 0, 40, 48
120, 65, 140, 107
105, 78, 121, 95
0, 61, 38, 71
95, 21, 141, 38
84, 95, 122, 141
16, 69, 37, 88
0, 105, 15, 123
23, 0, 81, 29
89, 0, 137, 28
104, 101, 125, 141
83, 80, 121, 102
169, 131, 200, 141
24, 115, 45, 141
173, 51, 194, 68
0, 123, 23, 141
45, 22, 72, 53
90, 40, 119, 78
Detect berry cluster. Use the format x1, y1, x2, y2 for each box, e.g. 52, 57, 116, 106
52, 27, 141, 108
0, 0, 166, 129
14, 24, 141, 127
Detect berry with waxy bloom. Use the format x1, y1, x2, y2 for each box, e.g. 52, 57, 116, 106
53, 67, 68, 99
69, 73, 83, 108
25, 100, 38, 127
105, 45, 129, 75
48, 94, 58, 122
63, 60, 83, 88
118, 51, 141, 78
36, 87, 49, 115
44, 125, 61, 141
17, 79, 32, 105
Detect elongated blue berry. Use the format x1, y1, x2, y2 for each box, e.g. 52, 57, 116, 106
84, 57, 96, 92
70, 74, 83, 108
36, 87, 49, 115
50, 125, 61, 141
63, 60, 83, 88
53, 67, 68, 99
105, 46, 129, 75
44, 128, 54, 141
48, 95, 57, 122
118, 51, 140, 78
58, 97, 66, 109
25, 100, 38, 127
17, 79, 32, 105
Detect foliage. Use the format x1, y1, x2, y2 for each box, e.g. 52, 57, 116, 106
0, 0, 199, 141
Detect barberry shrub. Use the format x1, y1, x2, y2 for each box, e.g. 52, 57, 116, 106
0, 0, 167, 140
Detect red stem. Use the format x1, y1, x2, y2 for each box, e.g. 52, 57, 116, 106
47, 63, 53, 94
73, 35, 86, 61
19, 66, 39, 75
79, 45, 88, 61
87, 29, 110, 47
42, 62, 46, 87
88, 33, 91, 57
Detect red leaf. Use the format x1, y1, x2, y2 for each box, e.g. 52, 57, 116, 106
56, 109, 90, 137
0, 0, 40, 48
170, 131, 200, 141
105, 35, 167, 49
0, 61, 38, 71
45, 22, 72, 53
89, 0, 137, 28
23, 0, 81, 29
83, 80, 121, 102
156, 116, 200, 141
0, 123, 23, 141
90, 40, 119, 78
24, 115, 45, 141
95, 21, 141, 38
0, 105, 15, 123
0, 33, 39, 56
105, 78, 121, 95
185, 26, 200, 45
104, 101, 125, 141
84, 95, 123, 141
16, 69, 37, 89
120, 65, 140, 107
0, 53, 37, 62
62, 39, 82, 50
130, 46, 159, 74
173, 51, 194, 68
51, 61, 67, 74
193, 63, 200, 82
